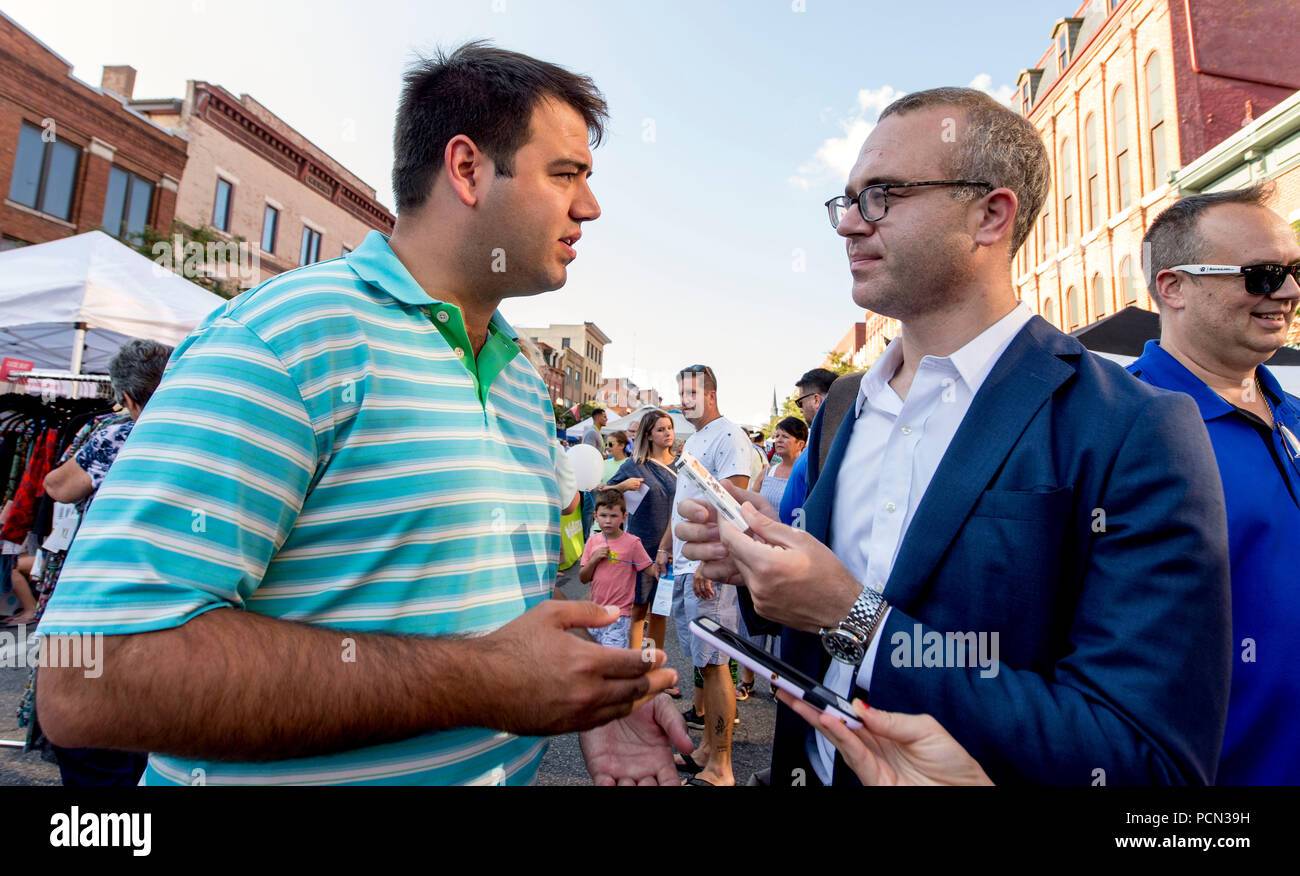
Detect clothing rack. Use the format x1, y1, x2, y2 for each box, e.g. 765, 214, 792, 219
3, 369, 114, 401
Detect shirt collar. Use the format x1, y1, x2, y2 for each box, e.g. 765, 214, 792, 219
1130, 341, 1236, 422
345, 230, 518, 339
855, 302, 1035, 416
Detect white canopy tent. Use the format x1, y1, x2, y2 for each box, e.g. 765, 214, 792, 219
580, 406, 697, 441
0, 230, 227, 373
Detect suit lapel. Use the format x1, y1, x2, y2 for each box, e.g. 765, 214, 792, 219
803, 402, 858, 544
882, 317, 1078, 611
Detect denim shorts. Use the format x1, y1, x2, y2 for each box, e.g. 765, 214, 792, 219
587, 614, 632, 649
671, 572, 740, 668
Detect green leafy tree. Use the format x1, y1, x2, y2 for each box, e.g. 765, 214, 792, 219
128, 220, 251, 299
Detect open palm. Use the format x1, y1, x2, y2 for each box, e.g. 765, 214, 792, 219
579, 694, 694, 786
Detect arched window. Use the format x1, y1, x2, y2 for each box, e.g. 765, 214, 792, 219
1060, 139, 1075, 245
1084, 114, 1100, 231
1145, 54, 1167, 188
1044, 296, 1058, 327
1119, 256, 1138, 306
1066, 286, 1082, 329
1092, 271, 1107, 318
1112, 85, 1133, 209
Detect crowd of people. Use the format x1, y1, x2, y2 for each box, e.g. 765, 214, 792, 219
5, 41, 1294, 788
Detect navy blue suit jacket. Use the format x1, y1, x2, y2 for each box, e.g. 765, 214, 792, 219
750, 317, 1232, 786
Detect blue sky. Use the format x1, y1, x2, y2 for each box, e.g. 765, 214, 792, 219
8, 0, 1061, 424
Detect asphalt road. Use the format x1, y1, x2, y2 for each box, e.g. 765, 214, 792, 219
0, 627, 60, 785
0, 567, 777, 787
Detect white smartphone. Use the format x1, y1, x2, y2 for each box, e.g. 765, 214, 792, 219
689, 617, 863, 729
676, 450, 750, 532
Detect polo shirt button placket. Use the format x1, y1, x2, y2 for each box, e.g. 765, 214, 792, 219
435, 310, 450, 323
454, 347, 465, 358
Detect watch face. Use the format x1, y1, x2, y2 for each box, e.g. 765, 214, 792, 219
822, 629, 865, 665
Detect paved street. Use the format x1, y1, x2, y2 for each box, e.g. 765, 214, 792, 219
0, 630, 59, 785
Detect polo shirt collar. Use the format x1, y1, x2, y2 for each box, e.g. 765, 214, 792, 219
1132, 340, 1235, 422
345, 230, 518, 339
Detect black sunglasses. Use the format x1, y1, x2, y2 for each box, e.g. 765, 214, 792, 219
1171, 263, 1300, 296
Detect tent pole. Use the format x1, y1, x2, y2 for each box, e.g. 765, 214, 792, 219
69, 322, 87, 374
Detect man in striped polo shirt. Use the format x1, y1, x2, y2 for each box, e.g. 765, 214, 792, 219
36, 42, 689, 785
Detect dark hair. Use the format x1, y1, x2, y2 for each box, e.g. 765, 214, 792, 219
1142, 182, 1277, 307
879, 87, 1049, 258
677, 364, 717, 393
594, 487, 625, 513
109, 339, 173, 409
607, 429, 627, 447
796, 368, 838, 396
591, 407, 606, 418
633, 408, 672, 463
774, 416, 809, 443
392, 41, 609, 211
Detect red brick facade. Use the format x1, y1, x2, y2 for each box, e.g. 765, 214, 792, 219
0, 12, 187, 248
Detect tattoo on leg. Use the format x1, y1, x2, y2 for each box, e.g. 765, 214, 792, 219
715, 715, 725, 736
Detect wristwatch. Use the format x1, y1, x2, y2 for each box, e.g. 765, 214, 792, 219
820, 586, 889, 665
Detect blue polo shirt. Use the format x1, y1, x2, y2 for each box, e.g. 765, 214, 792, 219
1128, 340, 1300, 785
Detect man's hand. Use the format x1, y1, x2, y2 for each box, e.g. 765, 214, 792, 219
579, 693, 695, 785
677, 495, 860, 632
777, 692, 993, 786
474, 601, 678, 736
674, 481, 775, 587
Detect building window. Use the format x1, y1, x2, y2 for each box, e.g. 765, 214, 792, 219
1038, 209, 1052, 260
1059, 139, 1075, 246
1043, 296, 1058, 328
101, 167, 154, 240
561, 337, 570, 349
7, 121, 81, 221
261, 205, 279, 253
1118, 256, 1138, 306
1112, 85, 1133, 210
1056, 33, 1068, 73
1145, 54, 1167, 188
1084, 115, 1100, 231
1019, 81, 1032, 115
0, 236, 30, 251
1066, 286, 1081, 330
299, 226, 322, 266
1092, 272, 1108, 318
213, 177, 233, 232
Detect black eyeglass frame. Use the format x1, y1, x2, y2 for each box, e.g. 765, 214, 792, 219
825, 180, 994, 228
1169, 263, 1300, 296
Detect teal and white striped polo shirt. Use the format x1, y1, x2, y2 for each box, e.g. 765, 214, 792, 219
39, 230, 562, 784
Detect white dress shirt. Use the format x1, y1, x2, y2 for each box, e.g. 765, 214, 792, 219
811, 301, 1035, 784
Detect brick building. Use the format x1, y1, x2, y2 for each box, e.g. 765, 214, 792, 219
130, 79, 394, 287
595, 377, 662, 416
0, 12, 187, 252
1011, 0, 1300, 332
518, 322, 611, 405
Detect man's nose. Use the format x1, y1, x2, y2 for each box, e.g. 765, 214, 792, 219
836, 203, 873, 240
573, 178, 601, 222
1272, 271, 1300, 300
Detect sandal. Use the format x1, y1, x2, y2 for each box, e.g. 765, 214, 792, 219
674, 752, 705, 775
735, 681, 754, 701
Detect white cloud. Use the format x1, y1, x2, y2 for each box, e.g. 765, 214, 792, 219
789, 85, 901, 189
968, 73, 1016, 108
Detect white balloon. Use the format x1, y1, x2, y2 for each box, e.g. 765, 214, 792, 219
567, 443, 605, 492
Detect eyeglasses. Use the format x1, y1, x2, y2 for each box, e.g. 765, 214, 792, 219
825, 180, 993, 229
1170, 263, 1300, 296
679, 364, 715, 377
795, 392, 819, 406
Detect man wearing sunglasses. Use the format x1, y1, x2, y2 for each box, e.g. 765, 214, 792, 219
1128, 184, 1300, 785
677, 86, 1232, 786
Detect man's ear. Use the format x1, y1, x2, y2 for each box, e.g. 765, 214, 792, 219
971, 187, 1018, 251
1154, 269, 1187, 311
443, 134, 492, 207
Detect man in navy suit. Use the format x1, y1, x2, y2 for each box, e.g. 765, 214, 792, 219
676, 87, 1232, 785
